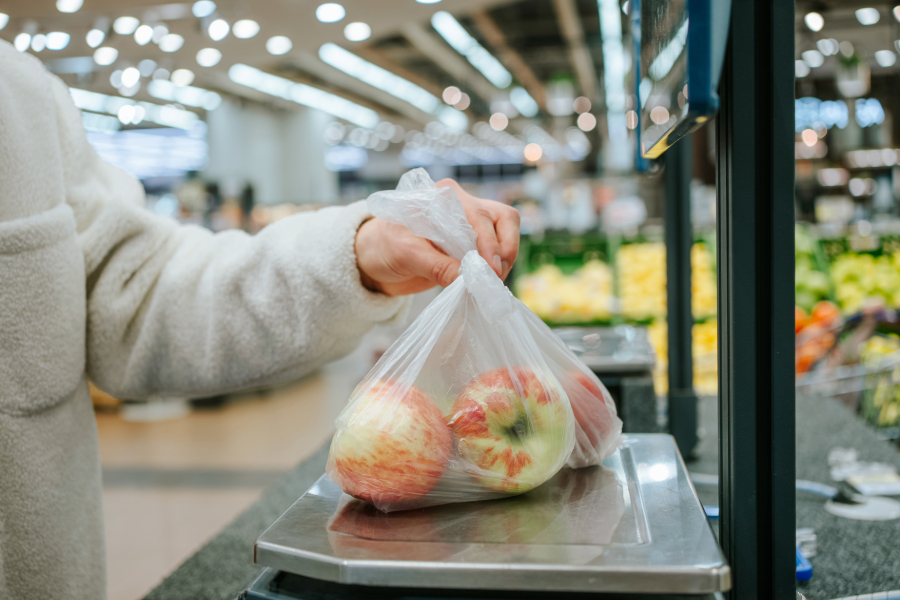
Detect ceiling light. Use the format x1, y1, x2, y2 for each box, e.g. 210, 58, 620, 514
438, 106, 467, 131
625, 110, 638, 129
120, 82, 141, 97
573, 96, 591, 114
134, 25, 153, 45
316, 3, 345, 23
196, 48, 222, 67
795, 60, 810, 78
344, 22, 371, 42
138, 59, 157, 77
431, 11, 512, 89
839, 41, 854, 57
443, 86, 462, 104
895, 6, 900, 22
489, 112, 508, 131
856, 8, 880, 25
56, 0, 83, 13
192, 1, 216, 18
416, 0, 442, 3
113, 17, 140, 35
875, 50, 897, 67
228, 62, 379, 128
86, 29, 105, 48
801, 49, 824, 68
0, 14, 8, 30
148, 79, 221, 110
804, 12, 824, 32
171, 69, 195, 86
232, 19, 259, 39
153, 68, 170, 80
14, 33, 31, 52
118, 104, 136, 124
816, 38, 839, 56
524, 143, 542, 162
319, 43, 441, 114
650, 106, 670, 125
110, 70, 123, 88
152, 25, 168, 43
94, 46, 118, 65
510, 87, 538, 117
159, 33, 184, 52
69, 87, 200, 130
266, 36, 292, 55
30, 34, 46, 52
46, 32, 70, 50
208, 19, 229, 41
455, 93, 470, 110
577, 113, 597, 132
121, 67, 140, 88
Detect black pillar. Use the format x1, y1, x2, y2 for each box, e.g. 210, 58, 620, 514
716, 0, 795, 598
665, 135, 698, 458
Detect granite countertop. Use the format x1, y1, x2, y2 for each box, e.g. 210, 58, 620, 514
143, 394, 900, 600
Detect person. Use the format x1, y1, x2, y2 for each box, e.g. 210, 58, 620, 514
0, 40, 520, 600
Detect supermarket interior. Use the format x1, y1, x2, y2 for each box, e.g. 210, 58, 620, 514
1, 0, 900, 600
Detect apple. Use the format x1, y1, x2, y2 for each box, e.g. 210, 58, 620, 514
564, 370, 623, 468
447, 367, 573, 494
327, 380, 452, 511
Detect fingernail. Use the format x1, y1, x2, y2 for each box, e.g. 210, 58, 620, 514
493, 255, 502, 273
502, 261, 509, 273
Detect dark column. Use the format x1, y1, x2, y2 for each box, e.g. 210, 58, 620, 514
715, 0, 796, 598
665, 134, 698, 458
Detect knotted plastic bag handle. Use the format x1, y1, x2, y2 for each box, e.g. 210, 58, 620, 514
366, 169, 514, 322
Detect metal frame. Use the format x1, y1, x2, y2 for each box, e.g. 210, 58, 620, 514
665, 132, 699, 458
715, 0, 795, 598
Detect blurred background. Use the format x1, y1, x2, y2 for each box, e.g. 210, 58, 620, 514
3, 0, 900, 598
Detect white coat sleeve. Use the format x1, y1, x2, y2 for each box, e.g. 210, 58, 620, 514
48, 76, 409, 400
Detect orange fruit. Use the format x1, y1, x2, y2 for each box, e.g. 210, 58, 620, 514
811, 300, 840, 328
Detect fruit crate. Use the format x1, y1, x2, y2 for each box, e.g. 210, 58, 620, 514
513, 233, 616, 327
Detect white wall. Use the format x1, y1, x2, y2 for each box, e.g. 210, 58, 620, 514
204, 98, 339, 205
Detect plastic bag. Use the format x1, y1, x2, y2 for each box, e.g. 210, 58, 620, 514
326, 169, 622, 512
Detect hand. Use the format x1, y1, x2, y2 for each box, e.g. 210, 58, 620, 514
355, 179, 520, 296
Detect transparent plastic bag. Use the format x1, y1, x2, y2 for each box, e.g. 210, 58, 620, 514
326, 169, 622, 512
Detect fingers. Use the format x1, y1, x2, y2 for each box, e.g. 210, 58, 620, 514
402, 237, 461, 289
493, 205, 521, 279
437, 178, 505, 277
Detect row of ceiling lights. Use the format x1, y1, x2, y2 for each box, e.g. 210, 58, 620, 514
803, 6, 900, 31
799, 6, 900, 76
6, 0, 599, 160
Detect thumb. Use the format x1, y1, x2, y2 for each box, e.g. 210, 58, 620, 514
404, 242, 461, 288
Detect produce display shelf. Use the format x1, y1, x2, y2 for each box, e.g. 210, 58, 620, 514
514, 231, 717, 328
254, 434, 730, 595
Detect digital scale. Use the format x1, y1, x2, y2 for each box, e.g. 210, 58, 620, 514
244, 435, 729, 599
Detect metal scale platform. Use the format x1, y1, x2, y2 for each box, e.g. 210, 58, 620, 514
245, 434, 729, 599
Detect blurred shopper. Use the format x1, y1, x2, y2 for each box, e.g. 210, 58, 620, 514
0, 41, 519, 600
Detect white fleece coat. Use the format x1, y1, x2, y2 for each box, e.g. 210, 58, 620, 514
0, 41, 408, 600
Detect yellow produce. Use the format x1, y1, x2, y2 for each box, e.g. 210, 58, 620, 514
831, 251, 900, 314
616, 242, 717, 322
516, 260, 614, 323
648, 320, 719, 396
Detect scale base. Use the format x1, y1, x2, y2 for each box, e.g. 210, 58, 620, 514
242, 568, 725, 600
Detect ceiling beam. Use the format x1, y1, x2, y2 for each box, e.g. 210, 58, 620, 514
469, 9, 547, 110
552, 0, 600, 103
402, 22, 497, 104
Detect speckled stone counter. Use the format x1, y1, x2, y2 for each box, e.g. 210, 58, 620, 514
687, 394, 900, 600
